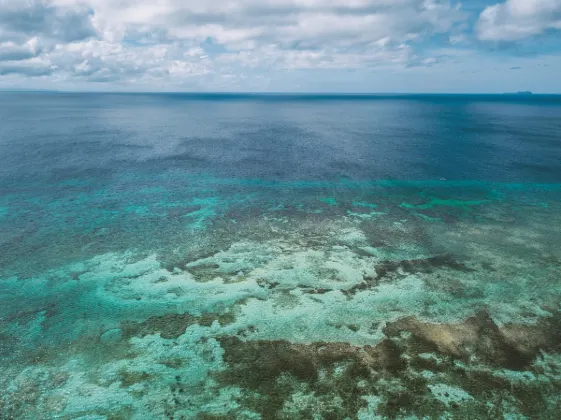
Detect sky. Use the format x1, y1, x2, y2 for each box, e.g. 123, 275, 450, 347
0, 0, 561, 93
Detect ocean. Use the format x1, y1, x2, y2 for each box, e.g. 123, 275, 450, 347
1, 92, 561, 418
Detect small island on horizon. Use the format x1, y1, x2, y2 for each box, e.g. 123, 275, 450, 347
504, 91, 533, 95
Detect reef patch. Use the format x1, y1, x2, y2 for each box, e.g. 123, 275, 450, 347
122, 312, 236, 339
212, 310, 561, 418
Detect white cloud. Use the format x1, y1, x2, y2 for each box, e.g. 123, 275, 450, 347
0, 57, 54, 76
0, 0, 97, 44
477, 0, 561, 41
0, 0, 467, 86
0, 39, 42, 61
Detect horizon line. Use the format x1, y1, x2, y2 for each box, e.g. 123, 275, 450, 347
0, 91, 558, 94
2, 89, 561, 96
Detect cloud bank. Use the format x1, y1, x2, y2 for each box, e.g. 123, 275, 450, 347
0, 0, 560, 90
477, 0, 561, 41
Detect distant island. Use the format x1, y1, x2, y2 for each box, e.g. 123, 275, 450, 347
504, 91, 533, 95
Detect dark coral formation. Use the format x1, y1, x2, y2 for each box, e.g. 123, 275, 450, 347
374, 254, 474, 280
160, 249, 221, 273
384, 310, 561, 371
340, 254, 474, 297
216, 336, 405, 419
211, 311, 561, 419
121, 312, 235, 339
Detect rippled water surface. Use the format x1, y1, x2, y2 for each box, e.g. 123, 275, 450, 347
1, 93, 561, 419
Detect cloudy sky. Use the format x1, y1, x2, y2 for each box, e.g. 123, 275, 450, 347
1, 0, 560, 92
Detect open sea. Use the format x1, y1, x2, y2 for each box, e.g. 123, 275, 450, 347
1, 92, 561, 419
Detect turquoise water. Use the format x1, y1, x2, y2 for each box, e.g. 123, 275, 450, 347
1, 93, 561, 418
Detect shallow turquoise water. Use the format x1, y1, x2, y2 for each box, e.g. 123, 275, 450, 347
1, 93, 561, 418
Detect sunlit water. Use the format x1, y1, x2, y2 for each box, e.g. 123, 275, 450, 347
1, 93, 561, 419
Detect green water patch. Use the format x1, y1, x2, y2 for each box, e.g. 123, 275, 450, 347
400, 197, 491, 210
414, 212, 443, 222
123, 205, 151, 216
318, 197, 339, 206
352, 201, 378, 209
346, 209, 386, 219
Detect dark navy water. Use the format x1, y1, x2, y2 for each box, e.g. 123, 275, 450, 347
1, 93, 561, 419
2, 93, 561, 183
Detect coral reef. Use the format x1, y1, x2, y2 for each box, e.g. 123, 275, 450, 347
211, 310, 561, 419
2, 181, 561, 418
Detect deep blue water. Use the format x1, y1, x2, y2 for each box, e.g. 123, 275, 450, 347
1, 93, 561, 419
2, 93, 561, 183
